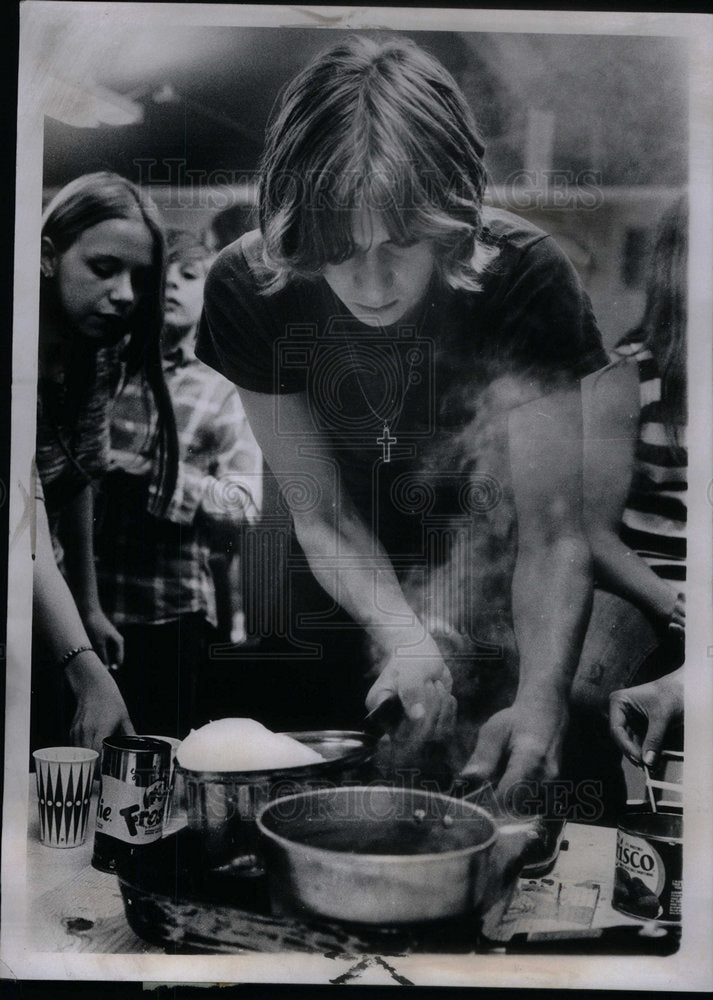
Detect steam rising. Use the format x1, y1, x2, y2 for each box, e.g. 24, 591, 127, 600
387, 370, 575, 772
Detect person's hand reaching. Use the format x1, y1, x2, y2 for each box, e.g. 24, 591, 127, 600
64, 651, 135, 754
366, 632, 454, 727
609, 668, 683, 767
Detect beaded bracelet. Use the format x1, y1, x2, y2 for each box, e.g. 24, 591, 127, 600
57, 645, 95, 670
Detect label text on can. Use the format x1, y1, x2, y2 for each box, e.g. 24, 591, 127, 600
613, 824, 682, 922
95, 774, 167, 844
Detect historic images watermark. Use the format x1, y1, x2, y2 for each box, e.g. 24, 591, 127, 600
495, 169, 604, 211
194, 772, 606, 825
133, 158, 605, 214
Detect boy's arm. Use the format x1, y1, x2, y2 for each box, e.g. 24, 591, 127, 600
463, 385, 592, 796
237, 387, 455, 727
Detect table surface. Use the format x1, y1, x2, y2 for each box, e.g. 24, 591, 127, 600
25, 776, 641, 955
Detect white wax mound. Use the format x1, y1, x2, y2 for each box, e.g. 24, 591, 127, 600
175, 718, 325, 772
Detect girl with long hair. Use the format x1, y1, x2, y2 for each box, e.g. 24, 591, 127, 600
33, 171, 178, 750
572, 198, 687, 802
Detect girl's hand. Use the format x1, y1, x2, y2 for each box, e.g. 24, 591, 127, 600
64, 652, 136, 754
82, 608, 125, 669
609, 668, 684, 767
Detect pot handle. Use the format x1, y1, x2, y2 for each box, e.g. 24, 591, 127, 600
451, 776, 496, 805
476, 816, 543, 922
450, 778, 564, 873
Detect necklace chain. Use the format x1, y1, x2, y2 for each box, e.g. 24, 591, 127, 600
328, 284, 432, 462
344, 338, 418, 424
343, 325, 425, 463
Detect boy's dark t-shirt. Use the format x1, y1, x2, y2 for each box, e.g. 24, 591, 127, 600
196, 206, 606, 548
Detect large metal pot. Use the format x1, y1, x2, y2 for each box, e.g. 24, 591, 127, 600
174, 731, 377, 867
256, 785, 531, 925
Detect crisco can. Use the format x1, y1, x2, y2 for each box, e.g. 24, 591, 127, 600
91, 736, 171, 873
613, 810, 683, 922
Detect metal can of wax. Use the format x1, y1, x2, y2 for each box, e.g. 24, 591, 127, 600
613, 809, 683, 922
91, 736, 171, 873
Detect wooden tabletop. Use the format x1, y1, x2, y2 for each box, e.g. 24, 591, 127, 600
25, 776, 639, 955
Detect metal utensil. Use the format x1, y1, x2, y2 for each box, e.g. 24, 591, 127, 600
363, 695, 404, 734
256, 785, 539, 925
643, 764, 658, 814
256, 785, 498, 924
175, 730, 377, 867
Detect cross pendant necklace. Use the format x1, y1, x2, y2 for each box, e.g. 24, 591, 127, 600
377, 422, 397, 463
339, 293, 431, 463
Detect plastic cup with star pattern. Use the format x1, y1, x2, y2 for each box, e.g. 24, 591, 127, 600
32, 747, 99, 848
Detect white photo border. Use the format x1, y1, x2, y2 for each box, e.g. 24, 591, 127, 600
3, 2, 712, 989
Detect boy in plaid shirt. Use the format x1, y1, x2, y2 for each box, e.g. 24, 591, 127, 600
96, 230, 262, 737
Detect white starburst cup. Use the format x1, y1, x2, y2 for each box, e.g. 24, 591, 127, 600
32, 747, 98, 848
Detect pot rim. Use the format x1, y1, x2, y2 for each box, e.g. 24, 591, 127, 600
174, 729, 377, 781
255, 785, 498, 864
